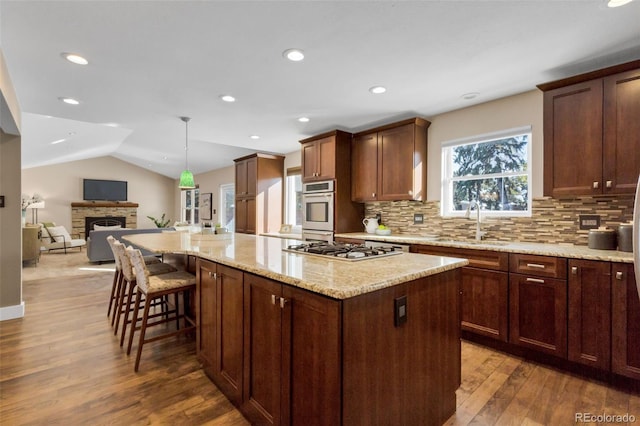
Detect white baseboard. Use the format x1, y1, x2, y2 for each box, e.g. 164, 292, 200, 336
0, 302, 25, 321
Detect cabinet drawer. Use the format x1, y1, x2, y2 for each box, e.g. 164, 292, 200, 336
509, 254, 567, 279
411, 245, 508, 271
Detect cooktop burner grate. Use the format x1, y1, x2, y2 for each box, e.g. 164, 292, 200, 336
283, 242, 404, 261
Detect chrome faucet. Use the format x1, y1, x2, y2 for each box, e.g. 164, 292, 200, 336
465, 201, 486, 241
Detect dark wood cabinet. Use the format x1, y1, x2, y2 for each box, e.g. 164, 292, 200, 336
611, 263, 640, 379
567, 259, 611, 370
509, 274, 567, 357
234, 153, 284, 234
242, 273, 341, 426
352, 118, 430, 202
411, 244, 509, 342
300, 134, 337, 182
195, 259, 244, 404
540, 60, 640, 197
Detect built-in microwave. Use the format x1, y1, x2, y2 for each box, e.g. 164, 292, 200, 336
302, 180, 334, 232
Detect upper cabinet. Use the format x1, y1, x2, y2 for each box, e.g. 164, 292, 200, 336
234, 153, 284, 235
352, 118, 430, 202
300, 130, 351, 182
539, 60, 640, 197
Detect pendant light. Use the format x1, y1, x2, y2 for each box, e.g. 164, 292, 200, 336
178, 116, 195, 189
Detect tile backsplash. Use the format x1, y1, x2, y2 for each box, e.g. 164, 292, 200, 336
364, 196, 635, 246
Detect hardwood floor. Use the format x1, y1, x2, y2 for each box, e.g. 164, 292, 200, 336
3, 256, 640, 425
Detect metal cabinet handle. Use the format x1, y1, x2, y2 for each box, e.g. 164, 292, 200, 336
526, 278, 545, 283
208, 271, 217, 279
279, 297, 288, 308
526, 263, 546, 269
408, 190, 413, 195
606, 180, 612, 188
571, 266, 578, 275
616, 271, 624, 280
372, 193, 376, 197
593, 181, 599, 189
271, 294, 277, 305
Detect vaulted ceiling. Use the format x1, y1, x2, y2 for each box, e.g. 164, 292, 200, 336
2, 1, 639, 178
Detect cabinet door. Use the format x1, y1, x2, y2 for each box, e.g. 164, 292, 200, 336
351, 132, 378, 202
461, 267, 509, 342
235, 159, 249, 196
245, 156, 257, 197
315, 136, 336, 181
509, 274, 567, 357
212, 265, 244, 404
301, 141, 319, 181
242, 274, 284, 425
245, 197, 256, 234
568, 260, 611, 370
378, 123, 416, 201
196, 259, 217, 377
234, 198, 247, 233
543, 80, 603, 197
603, 69, 640, 194
283, 286, 341, 426
611, 263, 640, 379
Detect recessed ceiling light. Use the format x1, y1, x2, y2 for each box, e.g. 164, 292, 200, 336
68, 131, 76, 136
162, 156, 168, 160
250, 135, 260, 140
283, 49, 305, 62
220, 95, 236, 102
51, 138, 66, 145
59, 97, 80, 105
369, 86, 386, 94
461, 92, 480, 100
298, 117, 310, 123
61, 52, 88, 65
104, 122, 119, 127
608, 0, 633, 7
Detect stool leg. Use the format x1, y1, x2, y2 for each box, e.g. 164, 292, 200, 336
114, 278, 129, 336
175, 293, 180, 330
120, 281, 136, 347
107, 269, 120, 317
134, 295, 153, 372
110, 273, 124, 326
127, 290, 142, 356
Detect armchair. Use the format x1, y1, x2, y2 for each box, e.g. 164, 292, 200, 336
40, 223, 86, 254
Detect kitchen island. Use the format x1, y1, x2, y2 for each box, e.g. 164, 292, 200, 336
123, 232, 468, 426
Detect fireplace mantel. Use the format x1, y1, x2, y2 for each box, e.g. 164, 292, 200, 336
71, 202, 139, 208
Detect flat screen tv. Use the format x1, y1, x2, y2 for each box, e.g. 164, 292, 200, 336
83, 179, 128, 201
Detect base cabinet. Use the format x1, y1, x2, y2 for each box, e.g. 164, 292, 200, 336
612, 262, 640, 379
568, 259, 611, 370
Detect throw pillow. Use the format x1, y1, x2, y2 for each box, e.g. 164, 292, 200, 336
46, 226, 72, 243
93, 224, 122, 231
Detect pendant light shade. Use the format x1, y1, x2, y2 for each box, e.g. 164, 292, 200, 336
178, 116, 196, 189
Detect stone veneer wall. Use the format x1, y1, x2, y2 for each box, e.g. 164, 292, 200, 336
71, 202, 138, 239
364, 196, 635, 246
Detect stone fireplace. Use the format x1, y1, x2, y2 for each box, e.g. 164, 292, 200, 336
71, 202, 138, 239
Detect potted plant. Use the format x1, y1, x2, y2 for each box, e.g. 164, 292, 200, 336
147, 213, 171, 228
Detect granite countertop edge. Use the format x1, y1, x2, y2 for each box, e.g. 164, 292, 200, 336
336, 233, 635, 264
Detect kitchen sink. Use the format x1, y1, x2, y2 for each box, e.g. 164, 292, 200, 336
431, 238, 509, 246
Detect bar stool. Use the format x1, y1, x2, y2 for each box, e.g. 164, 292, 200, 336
106, 235, 161, 322
125, 246, 196, 372
111, 241, 177, 345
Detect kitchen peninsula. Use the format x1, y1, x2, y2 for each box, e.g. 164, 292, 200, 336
123, 232, 468, 426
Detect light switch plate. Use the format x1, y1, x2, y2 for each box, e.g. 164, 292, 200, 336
579, 214, 600, 230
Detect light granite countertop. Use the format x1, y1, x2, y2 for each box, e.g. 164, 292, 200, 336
335, 232, 635, 263
122, 232, 468, 300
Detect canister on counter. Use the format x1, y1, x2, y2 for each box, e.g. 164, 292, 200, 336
618, 222, 633, 252
588, 227, 617, 250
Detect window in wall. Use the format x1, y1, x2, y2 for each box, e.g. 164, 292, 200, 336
219, 183, 235, 232
441, 126, 532, 217
285, 167, 302, 232
181, 187, 200, 223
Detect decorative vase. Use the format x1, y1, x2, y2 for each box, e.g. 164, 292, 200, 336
21, 210, 26, 227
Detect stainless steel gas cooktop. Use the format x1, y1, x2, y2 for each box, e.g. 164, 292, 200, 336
283, 242, 404, 261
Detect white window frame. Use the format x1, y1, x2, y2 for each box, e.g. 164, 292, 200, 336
441, 126, 532, 218
285, 167, 302, 233
180, 187, 199, 224
219, 183, 235, 232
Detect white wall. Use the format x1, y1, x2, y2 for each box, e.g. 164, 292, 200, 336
22, 156, 176, 230
427, 90, 543, 200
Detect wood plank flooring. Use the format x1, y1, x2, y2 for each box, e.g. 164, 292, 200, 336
3, 256, 640, 425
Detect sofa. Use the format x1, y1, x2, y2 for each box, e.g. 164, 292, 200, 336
86, 228, 172, 263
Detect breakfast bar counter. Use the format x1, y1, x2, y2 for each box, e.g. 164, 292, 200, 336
122, 231, 468, 299
122, 231, 467, 426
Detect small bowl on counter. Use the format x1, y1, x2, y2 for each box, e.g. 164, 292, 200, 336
375, 228, 392, 236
